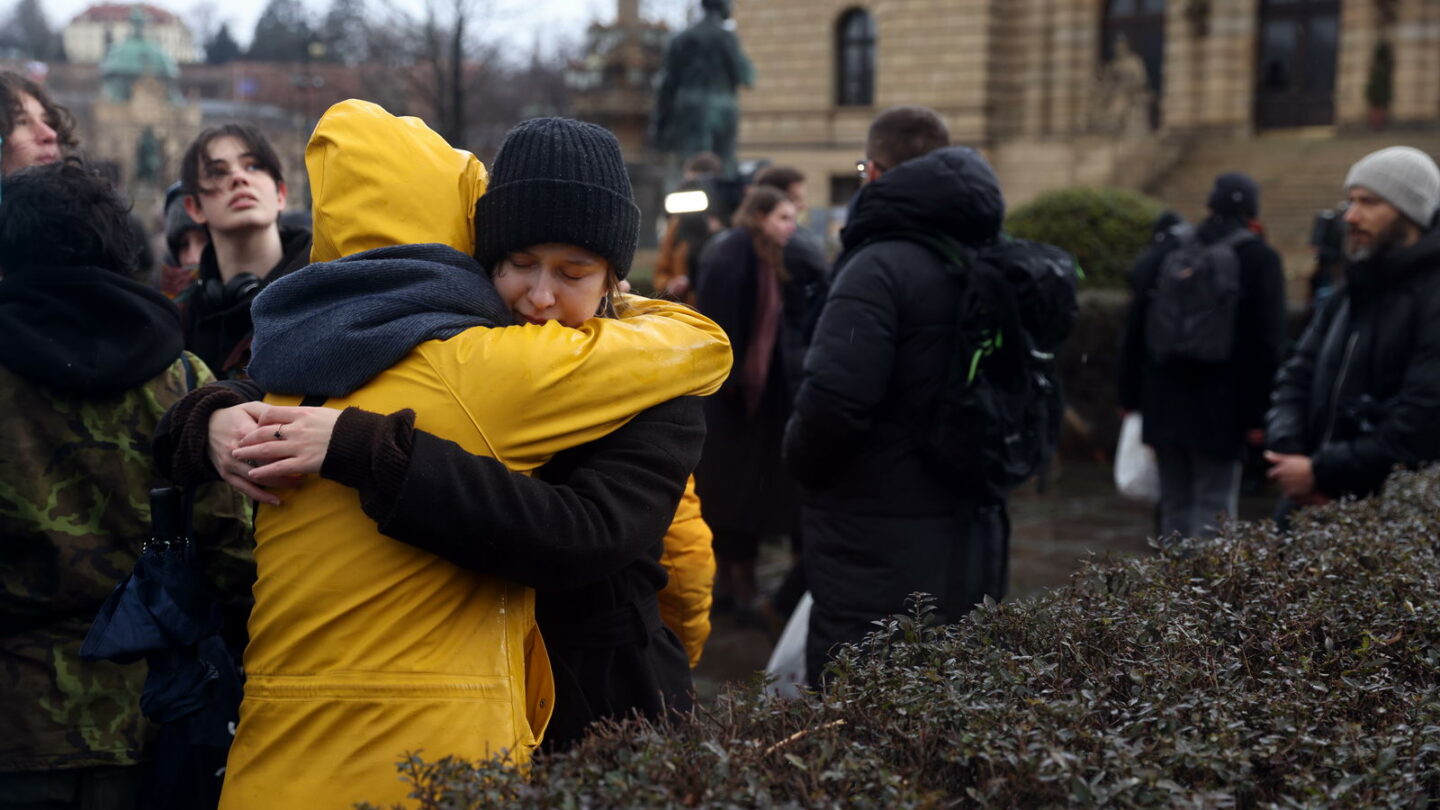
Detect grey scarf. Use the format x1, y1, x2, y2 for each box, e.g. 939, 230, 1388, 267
247, 243, 512, 397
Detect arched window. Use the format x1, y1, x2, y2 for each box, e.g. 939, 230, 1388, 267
836, 9, 876, 107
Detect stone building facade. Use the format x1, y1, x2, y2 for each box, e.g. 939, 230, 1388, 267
733, 0, 1440, 219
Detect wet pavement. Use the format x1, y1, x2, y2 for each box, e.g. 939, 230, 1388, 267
692, 460, 1276, 699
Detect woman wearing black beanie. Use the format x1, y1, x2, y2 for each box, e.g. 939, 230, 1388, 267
158, 115, 727, 779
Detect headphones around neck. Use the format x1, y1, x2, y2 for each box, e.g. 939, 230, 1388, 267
200, 272, 263, 311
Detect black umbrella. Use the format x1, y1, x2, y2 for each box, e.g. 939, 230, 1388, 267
81, 487, 242, 810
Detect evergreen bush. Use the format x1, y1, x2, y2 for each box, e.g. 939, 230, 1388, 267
1007, 187, 1163, 289
1367, 40, 1395, 111
364, 467, 1440, 809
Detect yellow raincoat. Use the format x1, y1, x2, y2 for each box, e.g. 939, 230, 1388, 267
657, 477, 715, 667
217, 101, 731, 810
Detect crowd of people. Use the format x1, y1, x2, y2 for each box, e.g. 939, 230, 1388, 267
3, 61, 1440, 809
1120, 145, 1440, 539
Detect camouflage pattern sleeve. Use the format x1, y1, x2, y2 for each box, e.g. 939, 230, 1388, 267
0, 354, 253, 772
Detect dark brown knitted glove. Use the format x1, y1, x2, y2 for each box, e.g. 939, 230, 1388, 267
161, 387, 249, 485
321, 408, 417, 514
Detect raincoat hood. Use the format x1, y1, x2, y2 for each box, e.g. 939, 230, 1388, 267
305, 99, 490, 263
244, 98, 508, 398
841, 146, 1006, 253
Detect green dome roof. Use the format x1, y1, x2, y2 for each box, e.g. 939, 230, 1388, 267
100, 33, 178, 81
100, 9, 180, 102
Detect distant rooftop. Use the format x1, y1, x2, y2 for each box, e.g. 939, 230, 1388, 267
73, 3, 179, 26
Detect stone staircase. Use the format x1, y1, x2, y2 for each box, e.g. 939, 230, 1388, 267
1147, 128, 1440, 290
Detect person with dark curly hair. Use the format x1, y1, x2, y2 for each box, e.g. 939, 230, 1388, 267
0, 70, 77, 175
0, 159, 251, 810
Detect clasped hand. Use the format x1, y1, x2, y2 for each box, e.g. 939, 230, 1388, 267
207, 403, 341, 505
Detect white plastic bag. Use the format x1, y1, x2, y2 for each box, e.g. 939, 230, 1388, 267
764, 591, 813, 698
1114, 413, 1160, 503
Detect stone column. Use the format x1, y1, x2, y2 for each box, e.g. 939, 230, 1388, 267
618, 0, 640, 27
1056, 0, 1100, 137
1162, 0, 1208, 130
1192, 0, 1257, 133
1391, 0, 1440, 123
1335, 0, 1379, 127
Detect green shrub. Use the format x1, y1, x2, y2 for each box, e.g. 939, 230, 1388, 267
1007, 187, 1163, 289
1367, 40, 1395, 111
365, 468, 1440, 808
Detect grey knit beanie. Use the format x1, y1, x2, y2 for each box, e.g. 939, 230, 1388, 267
473, 118, 640, 278
1344, 146, 1440, 228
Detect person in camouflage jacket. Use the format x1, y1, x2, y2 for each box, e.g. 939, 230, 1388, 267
0, 161, 251, 808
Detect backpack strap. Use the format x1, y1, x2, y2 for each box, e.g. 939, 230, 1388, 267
1217, 228, 1258, 249
179, 351, 198, 392
175, 352, 200, 538
892, 231, 1032, 377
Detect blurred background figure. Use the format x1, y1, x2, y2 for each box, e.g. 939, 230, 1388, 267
158, 181, 208, 298
694, 186, 816, 625
654, 151, 725, 301
1307, 204, 1347, 319
1118, 172, 1287, 541
753, 165, 831, 287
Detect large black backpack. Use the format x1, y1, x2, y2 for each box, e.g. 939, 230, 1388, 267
865, 232, 1079, 492
1145, 229, 1253, 365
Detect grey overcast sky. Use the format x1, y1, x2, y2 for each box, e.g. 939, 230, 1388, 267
34, 0, 695, 53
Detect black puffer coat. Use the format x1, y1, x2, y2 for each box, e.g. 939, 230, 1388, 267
1268, 227, 1440, 498
783, 147, 1007, 681
1118, 217, 1288, 459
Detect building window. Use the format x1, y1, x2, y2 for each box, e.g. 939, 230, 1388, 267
836, 9, 876, 107
830, 173, 861, 208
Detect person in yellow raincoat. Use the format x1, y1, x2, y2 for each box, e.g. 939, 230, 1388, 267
155, 106, 728, 808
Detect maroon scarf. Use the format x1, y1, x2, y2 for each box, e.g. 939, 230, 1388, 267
741, 251, 782, 418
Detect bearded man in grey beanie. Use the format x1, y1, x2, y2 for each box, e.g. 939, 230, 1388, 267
1267, 146, 1440, 523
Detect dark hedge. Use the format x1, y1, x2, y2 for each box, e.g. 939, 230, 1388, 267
1007, 186, 1163, 289
363, 468, 1440, 809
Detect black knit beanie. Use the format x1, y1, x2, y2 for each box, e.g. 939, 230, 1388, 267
1206, 171, 1260, 219
473, 118, 640, 279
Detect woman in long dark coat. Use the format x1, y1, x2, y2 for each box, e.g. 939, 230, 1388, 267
694, 185, 824, 619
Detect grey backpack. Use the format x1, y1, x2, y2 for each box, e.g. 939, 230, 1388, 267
1145, 229, 1253, 365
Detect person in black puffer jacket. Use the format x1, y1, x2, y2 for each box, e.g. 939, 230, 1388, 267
784, 106, 1010, 686
1118, 173, 1288, 540
1266, 146, 1440, 523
